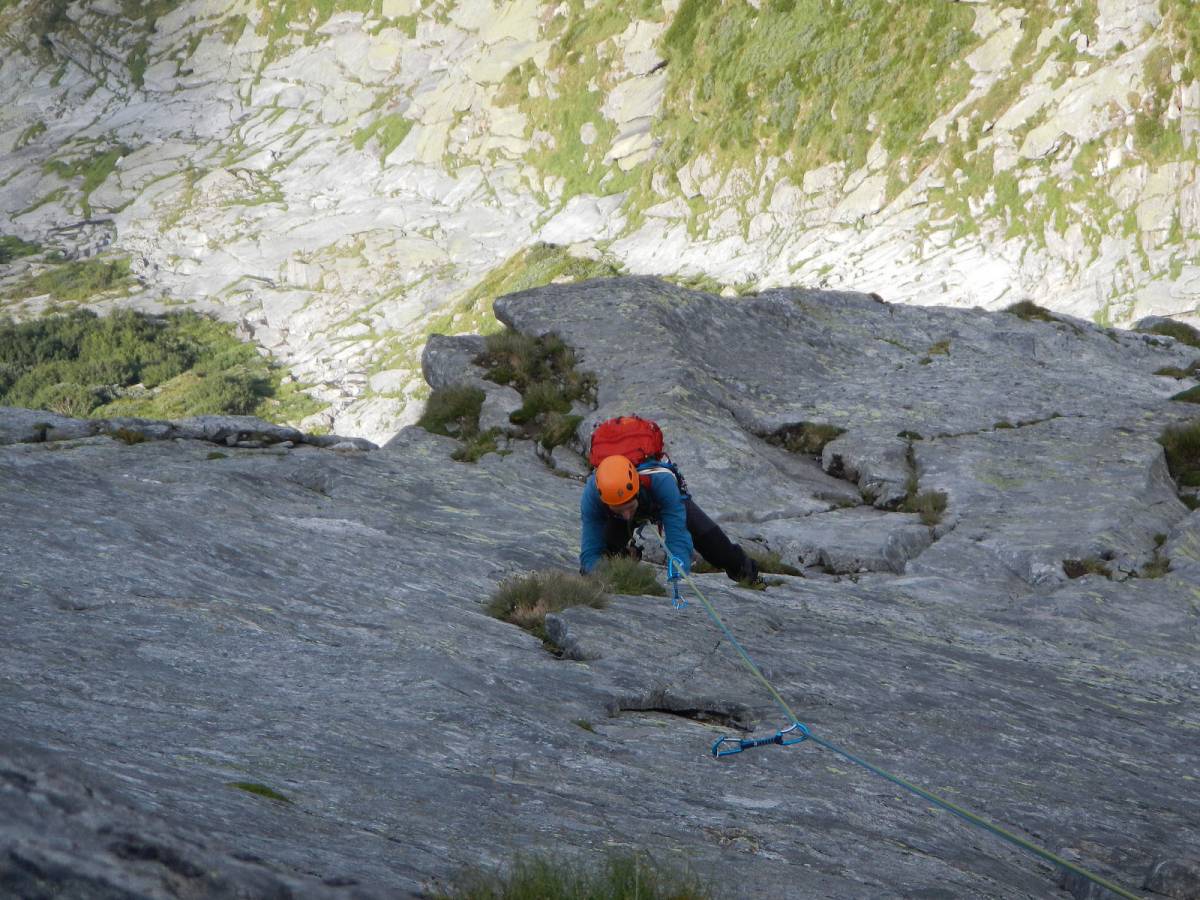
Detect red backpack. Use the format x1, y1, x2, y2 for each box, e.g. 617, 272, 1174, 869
588, 415, 665, 468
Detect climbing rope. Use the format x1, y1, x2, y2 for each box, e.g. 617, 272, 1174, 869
648, 534, 1143, 900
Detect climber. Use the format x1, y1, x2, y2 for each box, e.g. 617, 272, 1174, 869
578, 416, 761, 585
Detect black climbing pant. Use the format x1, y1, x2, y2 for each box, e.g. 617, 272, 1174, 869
602, 497, 758, 582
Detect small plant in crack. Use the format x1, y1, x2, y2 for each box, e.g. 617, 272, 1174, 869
766, 421, 845, 456
1063, 557, 1113, 579
899, 440, 948, 526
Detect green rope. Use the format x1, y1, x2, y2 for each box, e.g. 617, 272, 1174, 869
651, 535, 1143, 900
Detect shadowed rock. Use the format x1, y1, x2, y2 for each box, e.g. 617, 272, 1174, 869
2, 278, 1197, 898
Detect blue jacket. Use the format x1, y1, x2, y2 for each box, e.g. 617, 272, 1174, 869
580, 459, 692, 574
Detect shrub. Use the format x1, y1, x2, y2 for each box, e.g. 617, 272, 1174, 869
593, 556, 666, 596
31, 381, 95, 418
1005, 300, 1057, 322
486, 570, 608, 642
0, 309, 322, 424
1140, 320, 1200, 348
0, 235, 41, 264
6, 257, 134, 303
435, 851, 712, 900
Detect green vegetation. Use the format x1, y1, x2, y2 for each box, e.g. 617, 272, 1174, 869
1156, 361, 1200, 378
368, 244, 620, 391
0, 236, 41, 264
1138, 320, 1200, 348
15, 121, 46, 149
654, 0, 977, 190
1005, 300, 1057, 323
417, 384, 501, 462
1062, 557, 1113, 579
227, 781, 292, 803
43, 145, 130, 217
3, 256, 134, 304
573, 719, 595, 733
1159, 420, 1200, 491
767, 422, 845, 457
352, 112, 414, 164
1170, 385, 1200, 404
593, 556, 667, 596
254, 0, 376, 64
0, 309, 326, 424
744, 545, 802, 577
435, 851, 712, 900
486, 570, 608, 644
475, 329, 596, 449
901, 441, 947, 526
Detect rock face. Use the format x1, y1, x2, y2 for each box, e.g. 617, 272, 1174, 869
1, 1, 1198, 441
2, 278, 1198, 898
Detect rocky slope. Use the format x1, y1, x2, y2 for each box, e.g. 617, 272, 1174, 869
2, 279, 1198, 898
2, 0, 1199, 441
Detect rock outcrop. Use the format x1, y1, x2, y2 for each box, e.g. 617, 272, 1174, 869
2, 1, 1198, 440
2, 278, 1198, 898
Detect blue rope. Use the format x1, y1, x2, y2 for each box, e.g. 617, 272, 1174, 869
650, 536, 1143, 900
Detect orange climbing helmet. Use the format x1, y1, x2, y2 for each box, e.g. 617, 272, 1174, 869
595, 455, 640, 507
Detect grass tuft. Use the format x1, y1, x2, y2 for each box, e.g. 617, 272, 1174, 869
593, 556, 667, 596
1139, 321, 1200, 348
434, 851, 713, 900
486, 570, 608, 643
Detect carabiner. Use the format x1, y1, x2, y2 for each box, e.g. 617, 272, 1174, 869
711, 722, 810, 758
667, 555, 688, 609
